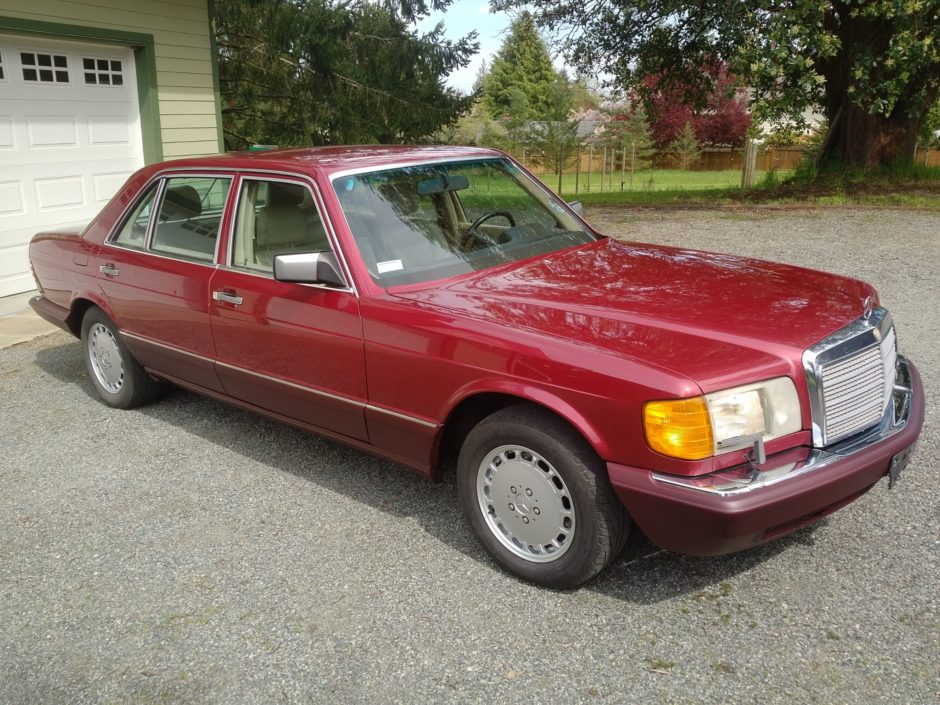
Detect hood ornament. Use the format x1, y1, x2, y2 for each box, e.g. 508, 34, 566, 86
862, 296, 873, 321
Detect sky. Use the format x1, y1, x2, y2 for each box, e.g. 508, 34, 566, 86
415, 0, 537, 95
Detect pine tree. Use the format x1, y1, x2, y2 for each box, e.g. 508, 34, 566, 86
614, 107, 656, 175
480, 13, 559, 121
214, 0, 477, 147
668, 122, 702, 170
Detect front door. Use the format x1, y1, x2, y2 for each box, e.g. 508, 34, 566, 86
209, 176, 368, 441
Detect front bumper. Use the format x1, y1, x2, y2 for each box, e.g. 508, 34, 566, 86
609, 357, 925, 556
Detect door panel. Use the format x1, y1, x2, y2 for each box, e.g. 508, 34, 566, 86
98, 246, 223, 391
209, 272, 367, 439
209, 176, 368, 441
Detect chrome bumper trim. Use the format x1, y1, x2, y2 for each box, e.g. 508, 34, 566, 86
652, 356, 915, 497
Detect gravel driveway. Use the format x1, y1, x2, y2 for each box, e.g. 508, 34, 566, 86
1, 207, 937, 704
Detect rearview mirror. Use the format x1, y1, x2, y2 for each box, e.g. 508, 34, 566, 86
416, 174, 470, 195
273, 251, 347, 288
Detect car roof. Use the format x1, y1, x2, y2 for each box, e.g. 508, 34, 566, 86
159, 145, 507, 178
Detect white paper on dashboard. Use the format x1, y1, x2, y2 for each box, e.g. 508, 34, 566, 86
377, 259, 404, 273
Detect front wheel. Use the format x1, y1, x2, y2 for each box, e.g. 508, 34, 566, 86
80, 307, 165, 409
457, 405, 629, 588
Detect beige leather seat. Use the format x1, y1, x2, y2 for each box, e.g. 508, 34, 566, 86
254, 183, 329, 266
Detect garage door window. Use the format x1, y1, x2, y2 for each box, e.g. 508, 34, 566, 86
21, 52, 69, 84
83, 57, 123, 86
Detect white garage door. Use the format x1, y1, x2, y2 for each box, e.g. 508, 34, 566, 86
0, 35, 145, 298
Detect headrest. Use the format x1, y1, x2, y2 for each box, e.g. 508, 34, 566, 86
267, 182, 305, 207
163, 185, 202, 217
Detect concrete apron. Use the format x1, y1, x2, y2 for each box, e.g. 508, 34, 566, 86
0, 291, 59, 350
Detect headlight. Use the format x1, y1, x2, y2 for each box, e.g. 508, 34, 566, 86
644, 377, 801, 460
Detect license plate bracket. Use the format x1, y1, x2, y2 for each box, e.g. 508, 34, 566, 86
888, 444, 916, 489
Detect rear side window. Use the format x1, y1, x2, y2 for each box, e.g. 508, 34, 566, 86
150, 176, 232, 262
112, 185, 158, 250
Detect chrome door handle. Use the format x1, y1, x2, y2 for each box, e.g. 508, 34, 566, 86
212, 290, 243, 305
99, 264, 120, 277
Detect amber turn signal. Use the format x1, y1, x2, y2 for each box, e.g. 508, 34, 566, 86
643, 397, 714, 460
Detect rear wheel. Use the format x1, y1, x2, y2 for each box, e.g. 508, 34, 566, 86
457, 405, 629, 588
80, 307, 165, 409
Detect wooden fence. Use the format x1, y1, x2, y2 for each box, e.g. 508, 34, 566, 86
914, 147, 940, 167
523, 145, 807, 176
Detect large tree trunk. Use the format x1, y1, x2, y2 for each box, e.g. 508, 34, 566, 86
816, 4, 938, 169
817, 100, 924, 169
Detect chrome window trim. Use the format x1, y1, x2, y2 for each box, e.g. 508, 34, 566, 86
802, 306, 894, 447
150, 174, 234, 265
221, 173, 357, 296
327, 154, 499, 181
100, 242, 222, 272
653, 356, 915, 497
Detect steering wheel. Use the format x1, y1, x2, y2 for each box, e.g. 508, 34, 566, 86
460, 210, 516, 248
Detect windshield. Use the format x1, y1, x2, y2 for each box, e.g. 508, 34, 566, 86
332, 158, 596, 286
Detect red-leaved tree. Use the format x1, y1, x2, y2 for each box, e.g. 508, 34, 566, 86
640, 65, 751, 148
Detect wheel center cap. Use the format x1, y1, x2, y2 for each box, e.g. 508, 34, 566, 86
514, 494, 530, 514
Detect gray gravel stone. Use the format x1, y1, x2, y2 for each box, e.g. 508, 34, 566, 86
0, 206, 937, 704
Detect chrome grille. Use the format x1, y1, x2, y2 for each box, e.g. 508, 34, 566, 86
803, 307, 898, 447
820, 327, 895, 441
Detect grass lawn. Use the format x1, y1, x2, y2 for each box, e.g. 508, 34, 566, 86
536, 169, 781, 195
534, 164, 940, 208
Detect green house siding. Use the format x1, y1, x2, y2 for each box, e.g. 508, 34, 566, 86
0, 0, 223, 161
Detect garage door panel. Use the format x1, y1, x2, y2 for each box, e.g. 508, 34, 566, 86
0, 116, 13, 148
0, 181, 25, 216
0, 35, 143, 298
34, 175, 85, 212
0, 244, 30, 278
93, 172, 133, 204
88, 115, 133, 145
26, 114, 79, 148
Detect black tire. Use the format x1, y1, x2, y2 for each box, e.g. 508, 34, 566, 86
80, 306, 165, 409
457, 404, 629, 588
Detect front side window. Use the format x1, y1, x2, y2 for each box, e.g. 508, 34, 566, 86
230, 179, 330, 273
332, 158, 593, 286
150, 176, 231, 262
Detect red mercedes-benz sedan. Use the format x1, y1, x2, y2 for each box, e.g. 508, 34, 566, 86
28, 146, 924, 587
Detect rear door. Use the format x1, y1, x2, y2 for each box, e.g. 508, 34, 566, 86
208, 175, 368, 440
97, 173, 233, 392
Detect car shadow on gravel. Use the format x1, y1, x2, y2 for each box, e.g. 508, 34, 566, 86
34, 339, 826, 604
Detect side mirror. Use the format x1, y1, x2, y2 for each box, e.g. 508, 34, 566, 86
567, 200, 584, 216
273, 251, 347, 288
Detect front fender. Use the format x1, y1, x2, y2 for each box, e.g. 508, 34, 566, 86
439, 377, 614, 461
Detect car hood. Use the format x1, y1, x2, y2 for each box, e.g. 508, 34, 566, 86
392, 239, 876, 393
